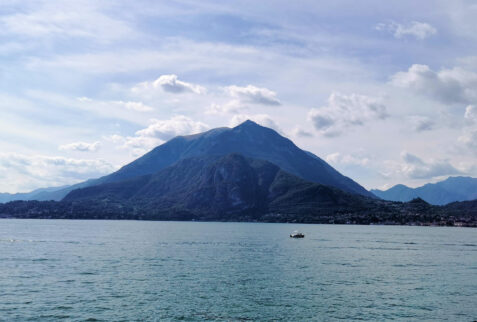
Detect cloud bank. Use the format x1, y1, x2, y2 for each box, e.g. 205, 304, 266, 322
59, 141, 101, 152
106, 115, 210, 156
0, 153, 115, 193
226, 85, 281, 106
308, 92, 388, 137
385, 152, 462, 180
392, 64, 477, 105
133, 74, 205, 95
409, 115, 434, 132
376, 21, 437, 39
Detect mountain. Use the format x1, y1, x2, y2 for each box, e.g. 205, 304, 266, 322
2, 154, 475, 226
0, 120, 374, 202
63, 153, 372, 220
0, 179, 99, 203
0, 185, 69, 203
371, 176, 477, 205
92, 120, 374, 198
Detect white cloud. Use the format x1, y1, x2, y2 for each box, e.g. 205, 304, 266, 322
226, 85, 281, 106
409, 115, 434, 132
458, 129, 477, 152
465, 105, 477, 123
308, 92, 388, 137
458, 105, 477, 153
206, 100, 245, 115
0, 153, 116, 193
59, 141, 101, 152
391, 64, 477, 105
136, 115, 209, 141
384, 151, 462, 180
132, 74, 205, 95
292, 128, 313, 138
376, 21, 437, 39
206, 85, 280, 115
0, 2, 137, 43
107, 116, 210, 155
77, 97, 153, 113
325, 152, 370, 167
114, 101, 153, 112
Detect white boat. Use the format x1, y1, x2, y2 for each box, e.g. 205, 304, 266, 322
290, 230, 305, 238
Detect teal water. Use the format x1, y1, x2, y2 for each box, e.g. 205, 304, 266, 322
0, 220, 476, 321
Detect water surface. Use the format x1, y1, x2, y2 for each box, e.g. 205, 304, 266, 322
1, 220, 476, 321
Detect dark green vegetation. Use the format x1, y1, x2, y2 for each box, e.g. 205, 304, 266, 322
1, 153, 476, 226
371, 176, 477, 205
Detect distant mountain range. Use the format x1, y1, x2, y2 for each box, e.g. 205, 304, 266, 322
0, 186, 67, 203
0, 120, 374, 202
371, 177, 477, 205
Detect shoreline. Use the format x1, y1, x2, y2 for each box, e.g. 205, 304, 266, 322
1, 216, 475, 228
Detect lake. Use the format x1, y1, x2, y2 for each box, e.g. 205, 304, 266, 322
1, 220, 476, 321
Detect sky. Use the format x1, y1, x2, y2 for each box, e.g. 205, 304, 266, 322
0, 0, 476, 193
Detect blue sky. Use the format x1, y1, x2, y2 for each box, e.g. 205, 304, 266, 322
1, 0, 476, 193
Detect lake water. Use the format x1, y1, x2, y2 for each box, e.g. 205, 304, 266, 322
0, 220, 476, 321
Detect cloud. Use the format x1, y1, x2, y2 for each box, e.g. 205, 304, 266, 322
132, 74, 205, 95
136, 115, 209, 141
206, 100, 245, 115
308, 92, 388, 137
292, 128, 313, 138
376, 21, 437, 39
0, 153, 116, 192
325, 152, 370, 167
59, 141, 101, 152
77, 97, 153, 112
465, 105, 477, 123
387, 151, 462, 180
206, 85, 280, 115
107, 116, 210, 155
391, 64, 477, 105
458, 129, 477, 152
458, 105, 477, 152
409, 115, 434, 132
114, 101, 153, 112
229, 114, 281, 132
226, 85, 281, 106
0, 2, 137, 43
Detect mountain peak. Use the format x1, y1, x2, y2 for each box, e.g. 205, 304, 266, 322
94, 120, 375, 198
233, 119, 268, 132
236, 119, 260, 128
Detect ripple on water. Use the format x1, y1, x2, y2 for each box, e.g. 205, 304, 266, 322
0, 221, 476, 321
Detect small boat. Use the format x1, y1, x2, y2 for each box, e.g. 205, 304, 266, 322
290, 230, 305, 238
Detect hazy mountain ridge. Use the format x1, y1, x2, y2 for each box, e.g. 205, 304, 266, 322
371, 177, 477, 205
0, 186, 69, 203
